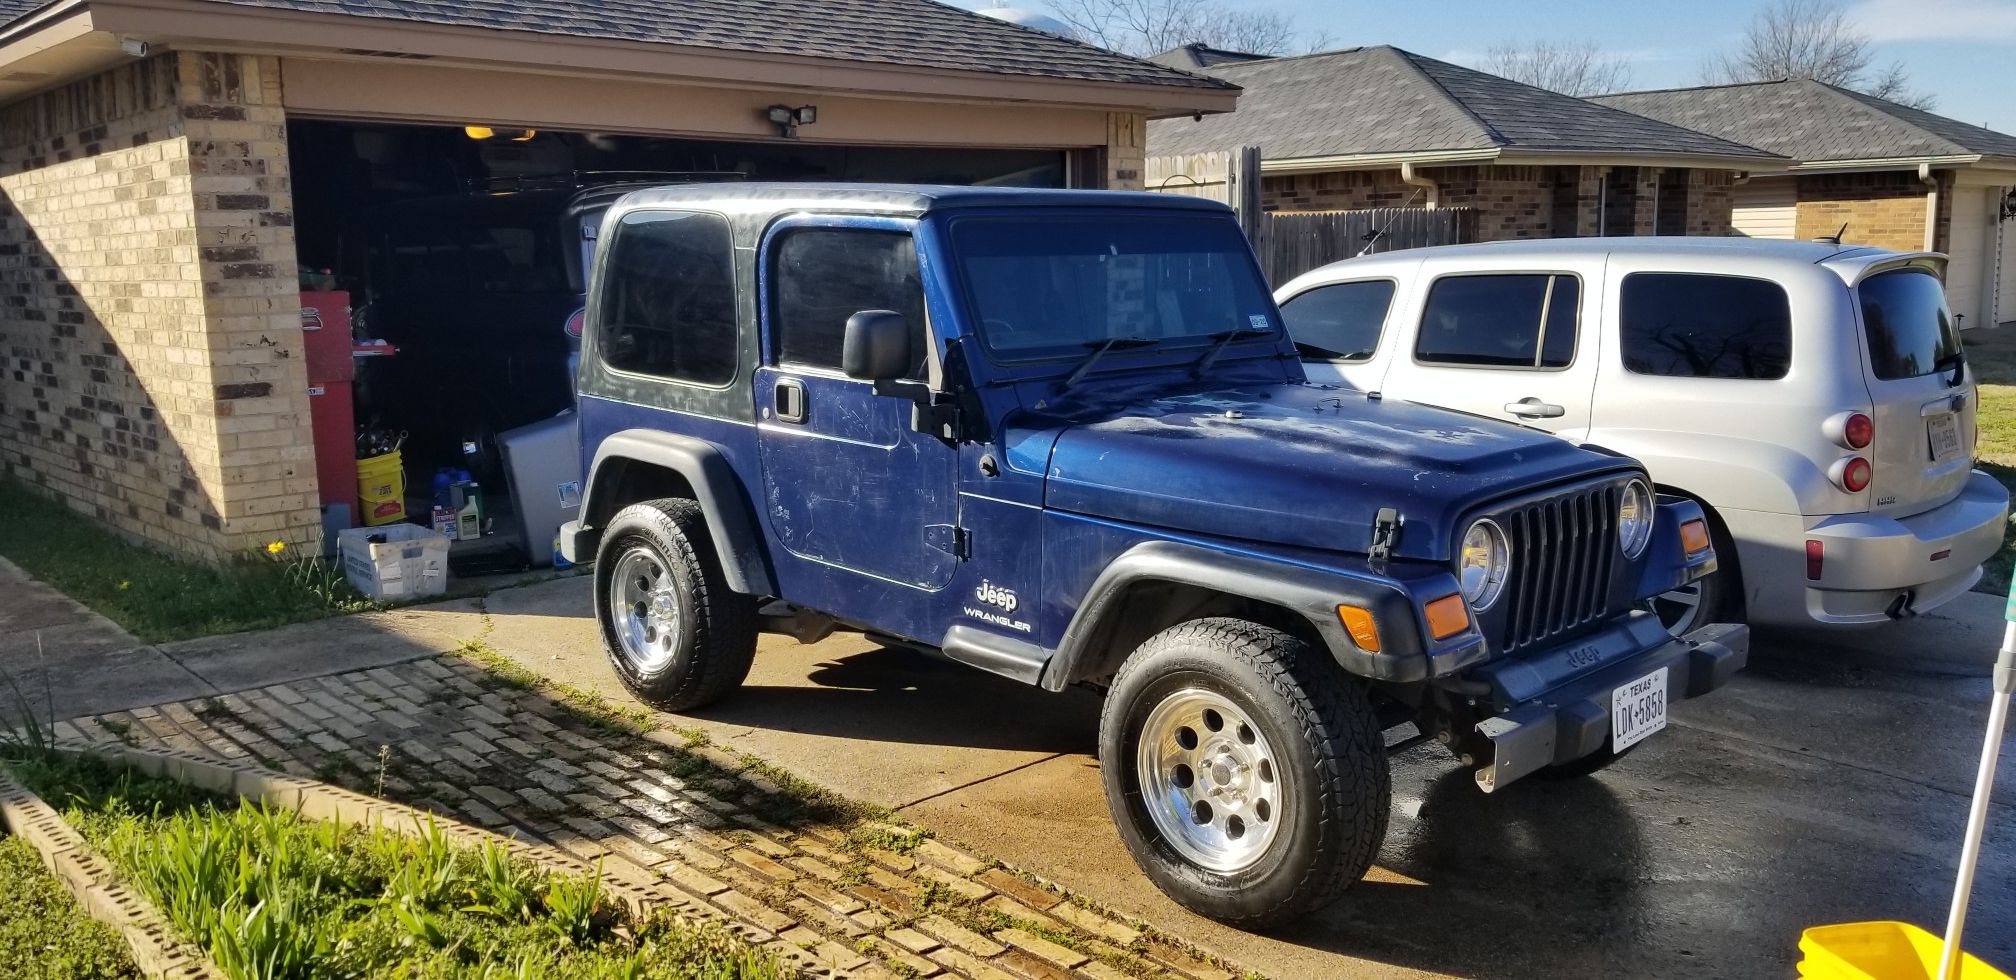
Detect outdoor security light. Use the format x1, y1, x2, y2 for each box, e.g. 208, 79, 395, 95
765, 105, 818, 139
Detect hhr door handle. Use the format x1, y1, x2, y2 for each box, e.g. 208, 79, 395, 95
774, 378, 806, 423
1504, 398, 1565, 419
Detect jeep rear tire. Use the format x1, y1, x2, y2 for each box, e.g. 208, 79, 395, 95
1099, 618, 1389, 927
594, 498, 758, 712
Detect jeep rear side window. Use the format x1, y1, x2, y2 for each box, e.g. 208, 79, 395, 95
598, 210, 737, 385
1281, 280, 1394, 361
1415, 274, 1578, 369
1620, 273, 1791, 380
774, 228, 927, 378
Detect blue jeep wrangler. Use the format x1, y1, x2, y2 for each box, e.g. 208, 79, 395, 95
561, 184, 1749, 926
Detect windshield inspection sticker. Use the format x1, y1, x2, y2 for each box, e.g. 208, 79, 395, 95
1249, 314, 1270, 330
964, 580, 1032, 633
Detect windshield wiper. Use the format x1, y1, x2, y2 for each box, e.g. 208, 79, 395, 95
1193, 328, 1271, 378
1936, 349, 1967, 388
1062, 336, 1156, 389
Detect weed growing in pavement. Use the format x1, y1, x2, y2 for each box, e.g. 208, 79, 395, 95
373, 744, 391, 797
843, 822, 933, 856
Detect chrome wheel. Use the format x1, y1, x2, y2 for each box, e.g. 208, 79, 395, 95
1135, 687, 1285, 873
608, 546, 684, 674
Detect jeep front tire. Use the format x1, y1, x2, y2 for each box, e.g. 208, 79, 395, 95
1099, 618, 1389, 926
594, 498, 758, 712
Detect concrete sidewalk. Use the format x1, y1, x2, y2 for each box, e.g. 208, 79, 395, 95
12, 566, 2016, 979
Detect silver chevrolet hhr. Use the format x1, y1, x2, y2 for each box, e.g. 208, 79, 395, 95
1276, 237, 2009, 632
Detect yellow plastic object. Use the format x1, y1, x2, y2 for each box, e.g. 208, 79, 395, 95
1799, 922, 2010, 980
356, 450, 407, 527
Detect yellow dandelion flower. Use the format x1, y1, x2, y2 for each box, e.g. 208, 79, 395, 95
266, 540, 286, 555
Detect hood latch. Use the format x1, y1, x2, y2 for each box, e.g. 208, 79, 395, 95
1369, 507, 1405, 567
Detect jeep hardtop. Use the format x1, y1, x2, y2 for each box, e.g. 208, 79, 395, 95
561, 184, 1750, 926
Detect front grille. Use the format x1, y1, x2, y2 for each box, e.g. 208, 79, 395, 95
1497, 481, 1623, 654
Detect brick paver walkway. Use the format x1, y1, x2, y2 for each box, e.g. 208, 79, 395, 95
59, 654, 1244, 980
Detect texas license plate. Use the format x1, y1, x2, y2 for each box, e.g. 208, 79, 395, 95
1611, 667, 1669, 752
1927, 413, 1962, 461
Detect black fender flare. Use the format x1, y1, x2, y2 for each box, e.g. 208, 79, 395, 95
576, 429, 776, 596
1036, 540, 1447, 691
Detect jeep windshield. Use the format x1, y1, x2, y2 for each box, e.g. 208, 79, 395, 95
949, 213, 1278, 363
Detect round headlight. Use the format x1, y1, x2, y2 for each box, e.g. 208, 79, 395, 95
1458, 519, 1509, 610
1618, 479, 1655, 558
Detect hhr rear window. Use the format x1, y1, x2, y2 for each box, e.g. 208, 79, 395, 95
1857, 268, 1962, 381
1620, 273, 1791, 380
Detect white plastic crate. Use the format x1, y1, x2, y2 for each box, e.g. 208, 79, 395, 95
337, 524, 451, 602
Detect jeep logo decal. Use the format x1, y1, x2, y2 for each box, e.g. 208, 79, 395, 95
975, 580, 1019, 613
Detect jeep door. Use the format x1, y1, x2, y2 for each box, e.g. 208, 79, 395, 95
753, 217, 960, 591
1376, 265, 1602, 439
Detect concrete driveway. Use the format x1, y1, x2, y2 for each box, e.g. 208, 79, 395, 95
468, 576, 2016, 979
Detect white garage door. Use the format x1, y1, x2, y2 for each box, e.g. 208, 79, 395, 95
1947, 187, 1988, 329
1731, 179, 1797, 239
2000, 204, 2016, 327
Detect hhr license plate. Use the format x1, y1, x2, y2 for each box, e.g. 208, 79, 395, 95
1928, 413, 1962, 461
1611, 667, 1669, 752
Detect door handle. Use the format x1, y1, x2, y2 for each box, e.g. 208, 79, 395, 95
774, 378, 806, 424
1504, 397, 1565, 419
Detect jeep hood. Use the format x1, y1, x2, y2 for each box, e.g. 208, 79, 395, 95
1040, 383, 1628, 562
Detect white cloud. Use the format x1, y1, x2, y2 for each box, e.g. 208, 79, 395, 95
1850, 0, 2016, 43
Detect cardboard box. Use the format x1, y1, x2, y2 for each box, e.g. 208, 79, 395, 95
338, 524, 451, 602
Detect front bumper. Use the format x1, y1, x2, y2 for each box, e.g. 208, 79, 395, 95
1466, 614, 1749, 792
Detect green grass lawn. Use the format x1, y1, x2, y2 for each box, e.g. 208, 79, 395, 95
3, 749, 787, 980
0, 480, 374, 643
1966, 332, 2016, 594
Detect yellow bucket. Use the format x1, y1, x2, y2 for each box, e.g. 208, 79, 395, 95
357, 450, 407, 527
1800, 922, 2010, 980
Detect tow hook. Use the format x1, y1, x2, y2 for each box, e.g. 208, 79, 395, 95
1887, 591, 1919, 621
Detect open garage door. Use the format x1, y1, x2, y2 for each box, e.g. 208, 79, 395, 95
290, 118, 1067, 572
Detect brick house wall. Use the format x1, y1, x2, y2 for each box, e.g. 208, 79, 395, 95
1263, 164, 1736, 241
1105, 113, 1146, 189
1792, 170, 1944, 252
0, 52, 313, 559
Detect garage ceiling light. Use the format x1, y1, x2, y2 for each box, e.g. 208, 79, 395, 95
464, 126, 537, 142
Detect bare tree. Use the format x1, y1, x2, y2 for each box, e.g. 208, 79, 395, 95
1044, 0, 1326, 57
1700, 0, 1936, 110
1475, 40, 1634, 96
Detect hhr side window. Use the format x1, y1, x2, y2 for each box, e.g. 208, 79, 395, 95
1416, 273, 1579, 369
773, 228, 928, 380
597, 210, 738, 385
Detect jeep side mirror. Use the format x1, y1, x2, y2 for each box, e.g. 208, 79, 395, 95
842, 310, 911, 382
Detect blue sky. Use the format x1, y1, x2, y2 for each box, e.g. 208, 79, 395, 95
978, 0, 2016, 134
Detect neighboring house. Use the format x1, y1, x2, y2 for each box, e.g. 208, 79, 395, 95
1146, 46, 1786, 241
1596, 80, 2016, 329
1148, 43, 1273, 73
0, 0, 1234, 559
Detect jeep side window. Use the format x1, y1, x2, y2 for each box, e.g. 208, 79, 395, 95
597, 210, 737, 385
774, 228, 928, 379
1415, 274, 1579, 369
1620, 273, 1791, 380
1281, 280, 1394, 361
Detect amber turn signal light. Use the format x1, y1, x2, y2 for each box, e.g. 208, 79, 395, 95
1336, 605, 1381, 653
1680, 519, 1711, 555
1424, 594, 1471, 640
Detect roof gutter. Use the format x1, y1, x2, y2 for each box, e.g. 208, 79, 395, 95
1785, 154, 1980, 175
1399, 161, 1439, 208
1258, 148, 1501, 174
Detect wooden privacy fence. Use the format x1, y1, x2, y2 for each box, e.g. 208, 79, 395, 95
1257, 207, 1477, 284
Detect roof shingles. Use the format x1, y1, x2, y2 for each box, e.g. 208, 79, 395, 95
1594, 79, 2016, 164
1147, 46, 1780, 164
4, 0, 1232, 91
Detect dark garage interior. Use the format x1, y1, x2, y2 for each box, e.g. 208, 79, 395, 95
285, 118, 1068, 572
